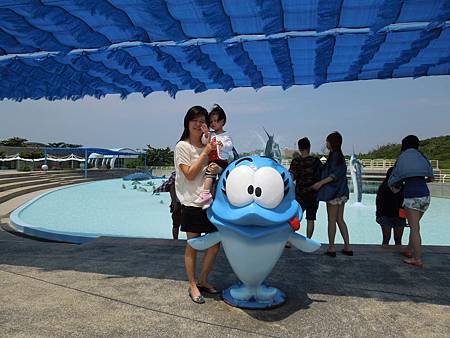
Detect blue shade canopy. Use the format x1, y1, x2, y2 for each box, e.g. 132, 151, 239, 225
44, 147, 141, 156
0, 0, 449, 101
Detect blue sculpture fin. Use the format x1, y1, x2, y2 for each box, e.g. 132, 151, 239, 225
187, 232, 221, 250
288, 233, 321, 252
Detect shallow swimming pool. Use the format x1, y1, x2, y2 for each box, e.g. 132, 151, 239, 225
10, 179, 450, 245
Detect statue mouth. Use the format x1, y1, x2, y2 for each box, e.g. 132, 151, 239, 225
208, 213, 291, 239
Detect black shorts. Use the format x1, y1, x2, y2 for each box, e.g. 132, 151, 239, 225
180, 205, 217, 234
376, 216, 407, 228
298, 199, 319, 221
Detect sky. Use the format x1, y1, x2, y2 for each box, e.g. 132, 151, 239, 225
1, 75, 449, 154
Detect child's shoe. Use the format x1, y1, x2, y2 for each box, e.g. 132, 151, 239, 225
194, 191, 213, 207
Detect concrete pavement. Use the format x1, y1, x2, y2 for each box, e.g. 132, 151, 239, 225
0, 227, 449, 337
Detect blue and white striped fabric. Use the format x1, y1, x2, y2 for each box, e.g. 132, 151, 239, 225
0, 0, 449, 100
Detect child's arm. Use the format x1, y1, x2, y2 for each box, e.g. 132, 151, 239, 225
200, 123, 210, 145
312, 156, 345, 191
311, 176, 334, 191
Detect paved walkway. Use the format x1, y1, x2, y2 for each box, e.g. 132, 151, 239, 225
0, 227, 449, 337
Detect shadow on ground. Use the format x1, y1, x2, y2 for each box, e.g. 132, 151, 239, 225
1, 225, 450, 315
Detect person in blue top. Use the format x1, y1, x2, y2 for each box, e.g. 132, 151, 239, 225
312, 132, 352, 257
388, 135, 434, 268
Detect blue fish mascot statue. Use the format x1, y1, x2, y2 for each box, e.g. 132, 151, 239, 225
188, 156, 321, 309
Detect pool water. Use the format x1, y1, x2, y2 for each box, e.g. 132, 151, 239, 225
11, 179, 450, 245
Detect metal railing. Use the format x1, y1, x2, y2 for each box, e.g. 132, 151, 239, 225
141, 162, 450, 183
357, 159, 439, 169
282, 158, 440, 170
359, 159, 396, 168
434, 169, 450, 183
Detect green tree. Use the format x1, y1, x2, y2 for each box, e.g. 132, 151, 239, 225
145, 145, 174, 166
359, 135, 450, 169
125, 158, 145, 169
47, 142, 82, 148
19, 149, 44, 159
0, 137, 28, 147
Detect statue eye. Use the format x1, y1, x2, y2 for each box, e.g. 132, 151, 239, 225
252, 167, 284, 209
225, 165, 255, 207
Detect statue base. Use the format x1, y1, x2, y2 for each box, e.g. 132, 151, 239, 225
222, 283, 286, 309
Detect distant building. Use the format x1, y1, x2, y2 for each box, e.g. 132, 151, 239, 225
87, 148, 140, 169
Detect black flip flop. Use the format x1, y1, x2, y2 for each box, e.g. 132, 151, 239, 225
188, 290, 205, 304
341, 249, 354, 256
325, 251, 336, 257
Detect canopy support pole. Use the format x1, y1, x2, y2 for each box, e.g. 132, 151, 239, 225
84, 149, 88, 178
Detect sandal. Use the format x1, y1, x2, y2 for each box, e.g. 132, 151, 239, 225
188, 289, 205, 304
401, 251, 413, 258
325, 251, 336, 257
341, 249, 354, 256
403, 258, 423, 268
197, 283, 220, 294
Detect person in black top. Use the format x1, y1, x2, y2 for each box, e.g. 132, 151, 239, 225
289, 137, 323, 238
376, 167, 406, 247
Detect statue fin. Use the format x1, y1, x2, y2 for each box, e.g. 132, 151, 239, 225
288, 233, 321, 252
187, 232, 221, 250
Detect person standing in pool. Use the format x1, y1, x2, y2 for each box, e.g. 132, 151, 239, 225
174, 106, 222, 304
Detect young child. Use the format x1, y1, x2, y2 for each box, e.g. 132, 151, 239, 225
376, 167, 406, 247
289, 137, 322, 239
195, 104, 234, 208
388, 135, 434, 268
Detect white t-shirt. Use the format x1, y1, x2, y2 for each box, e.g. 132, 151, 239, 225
201, 130, 234, 161
174, 140, 207, 207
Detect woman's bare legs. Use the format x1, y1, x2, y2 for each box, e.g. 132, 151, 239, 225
185, 232, 201, 297
198, 243, 220, 288
405, 208, 424, 262
336, 203, 351, 251
186, 233, 220, 294
326, 203, 351, 252
326, 203, 338, 252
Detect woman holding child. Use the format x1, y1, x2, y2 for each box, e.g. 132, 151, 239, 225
174, 106, 222, 304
